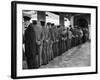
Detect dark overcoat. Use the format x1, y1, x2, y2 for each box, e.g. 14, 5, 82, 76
25, 23, 37, 69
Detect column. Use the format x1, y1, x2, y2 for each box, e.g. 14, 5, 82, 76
70, 16, 74, 28
59, 13, 64, 27
37, 11, 46, 22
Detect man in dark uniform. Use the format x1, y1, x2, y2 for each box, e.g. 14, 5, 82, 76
24, 16, 38, 69
73, 26, 78, 46
77, 27, 83, 45
57, 25, 63, 55
82, 28, 89, 43
61, 26, 67, 53
51, 24, 57, 58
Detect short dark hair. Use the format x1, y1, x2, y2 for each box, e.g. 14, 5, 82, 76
32, 20, 37, 25
51, 23, 54, 26
69, 25, 72, 27
57, 25, 60, 28
23, 16, 31, 21
47, 22, 51, 26
67, 27, 69, 30
40, 21, 45, 26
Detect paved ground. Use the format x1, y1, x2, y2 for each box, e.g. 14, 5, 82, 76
40, 42, 91, 68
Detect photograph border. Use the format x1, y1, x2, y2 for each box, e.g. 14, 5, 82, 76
11, 1, 98, 79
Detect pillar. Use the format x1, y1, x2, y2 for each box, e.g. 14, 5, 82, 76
59, 13, 64, 27
70, 16, 74, 28
37, 11, 46, 22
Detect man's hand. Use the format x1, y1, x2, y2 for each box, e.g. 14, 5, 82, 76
36, 40, 41, 45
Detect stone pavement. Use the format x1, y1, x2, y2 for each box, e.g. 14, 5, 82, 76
40, 42, 91, 68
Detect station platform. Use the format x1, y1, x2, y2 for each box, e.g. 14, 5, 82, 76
40, 42, 91, 68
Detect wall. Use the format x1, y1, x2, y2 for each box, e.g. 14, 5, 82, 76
37, 11, 46, 22
74, 14, 91, 27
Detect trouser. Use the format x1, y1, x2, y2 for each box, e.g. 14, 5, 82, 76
46, 41, 50, 63
74, 37, 77, 46
65, 39, 68, 51
38, 45, 43, 66
61, 40, 66, 54
79, 37, 82, 45
27, 56, 38, 69
62, 40, 64, 53
42, 41, 48, 65
48, 41, 53, 61
63, 40, 66, 52
73, 37, 76, 47
53, 41, 59, 58
71, 38, 73, 47
50, 44, 53, 60
67, 39, 72, 49
77, 37, 79, 45
71, 37, 74, 47
76, 37, 78, 46
52, 42, 56, 58
58, 39, 62, 55
56, 41, 59, 57
36, 44, 42, 67
25, 45, 38, 69
82, 35, 86, 43
85, 34, 89, 41
78, 37, 81, 45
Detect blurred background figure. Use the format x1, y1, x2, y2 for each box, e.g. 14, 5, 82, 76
77, 27, 83, 45
66, 27, 72, 50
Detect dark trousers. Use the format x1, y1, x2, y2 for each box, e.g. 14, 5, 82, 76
36, 44, 41, 67
27, 56, 38, 69
42, 41, 48, 65
49, 42, 53, 61
58, 39, 62, 55
56, 41, 59, 57
53, 41, 59, 58
61, 40, 66, 53
67, 39, 71, 50
71, 37, 75, 47
25, 45, 38, 69
82, 35, 86, 43
53, 42, 56, 58
79, 37, 82, 45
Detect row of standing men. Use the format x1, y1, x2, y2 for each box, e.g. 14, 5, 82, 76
23, 17, 89, 69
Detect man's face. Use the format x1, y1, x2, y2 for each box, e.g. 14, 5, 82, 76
24, 21, 30, 28
48, 25, 51, 28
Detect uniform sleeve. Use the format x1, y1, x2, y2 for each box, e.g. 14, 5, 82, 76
40, 29, 44, 41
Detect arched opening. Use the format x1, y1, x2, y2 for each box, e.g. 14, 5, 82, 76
76, 18, 88, 28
